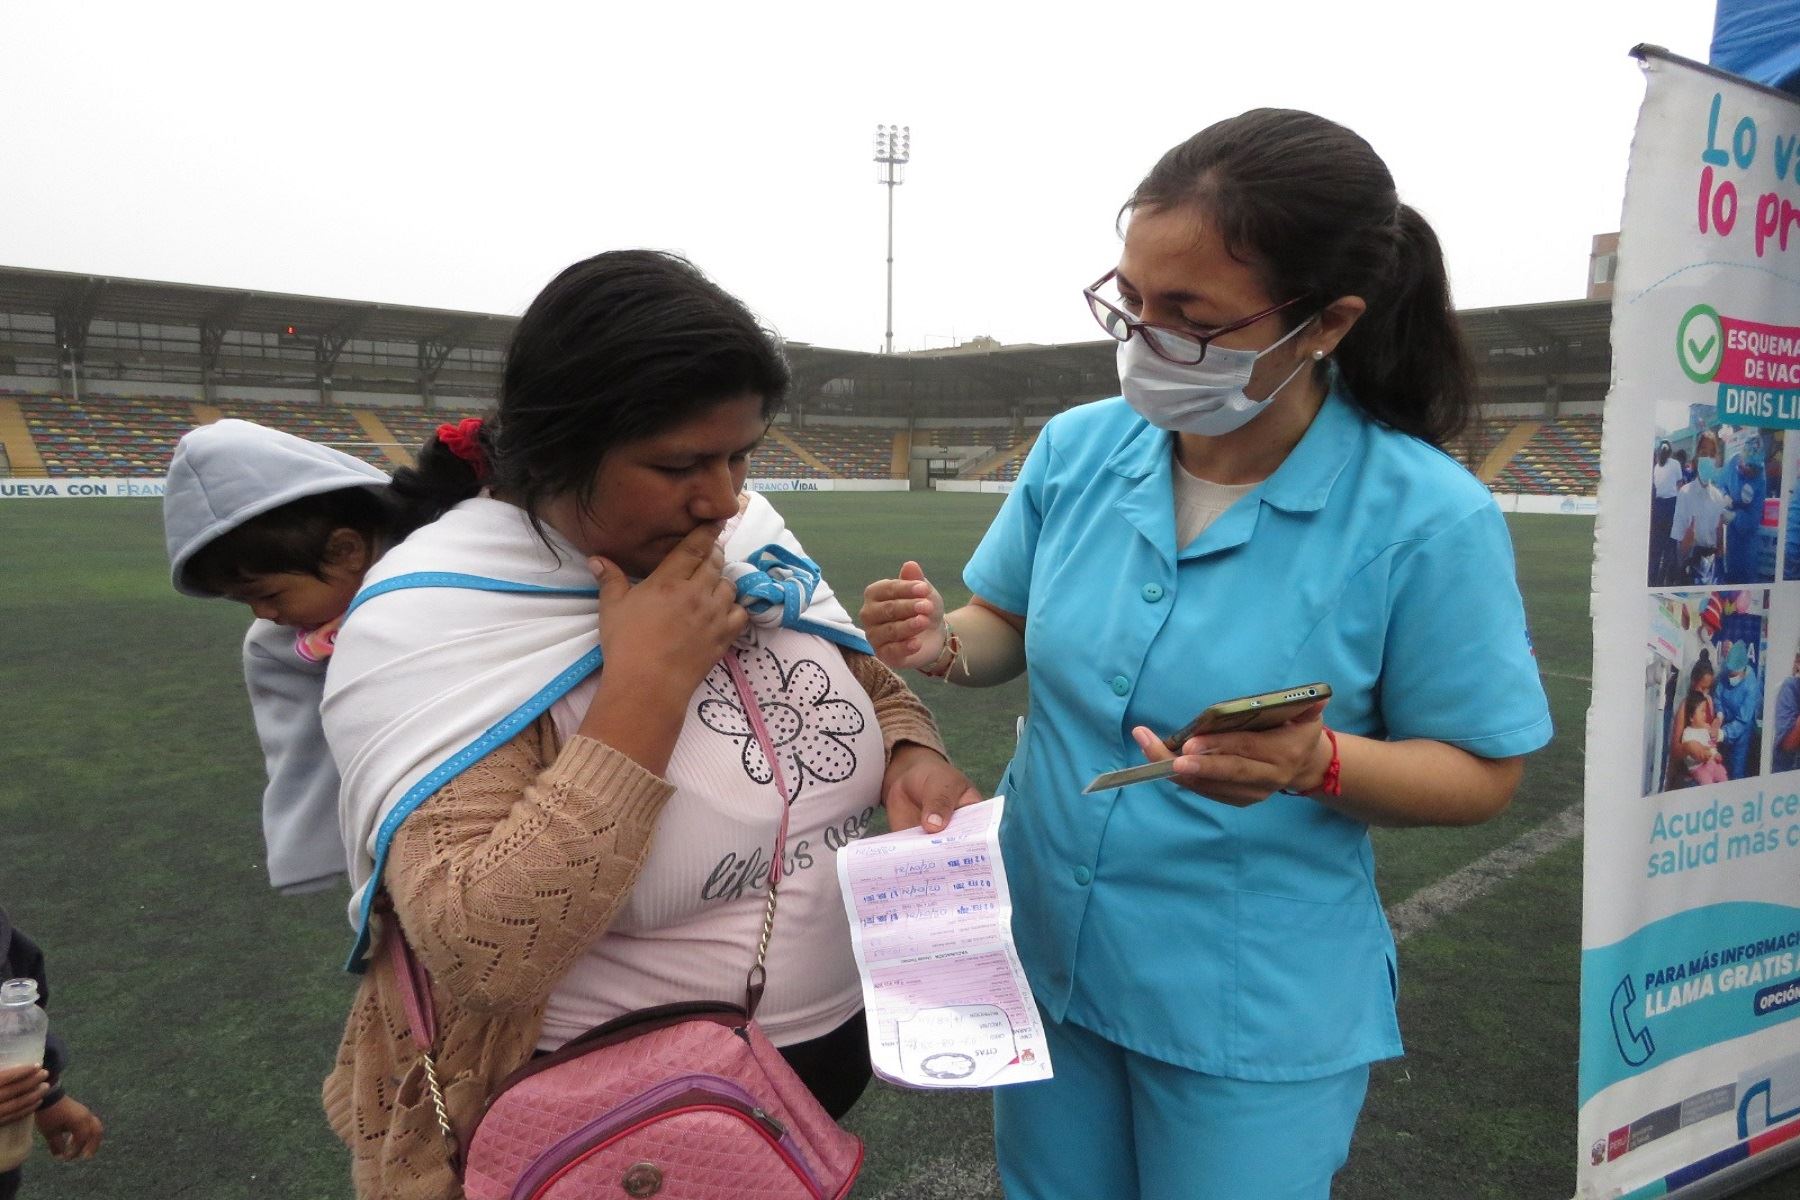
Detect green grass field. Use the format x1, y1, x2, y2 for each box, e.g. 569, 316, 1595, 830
1, 494, 1792, 1200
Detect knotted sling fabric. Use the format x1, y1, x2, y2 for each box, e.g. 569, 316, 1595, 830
725, 544, 826, 628
323, 491, 870, 969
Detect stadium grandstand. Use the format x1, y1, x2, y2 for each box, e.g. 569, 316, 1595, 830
0, 264, 1609, 496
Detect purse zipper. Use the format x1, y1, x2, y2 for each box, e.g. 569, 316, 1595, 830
509, 1074, 821, 1200
522, 1099, 821, 1200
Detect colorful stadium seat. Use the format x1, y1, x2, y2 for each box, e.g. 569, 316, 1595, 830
7, 393, 1603, 499
1491, 415, 1601, 495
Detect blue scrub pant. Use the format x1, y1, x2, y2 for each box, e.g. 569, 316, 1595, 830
1725, 517, 1761, 583
1650, 496, 1678, 583
994, 1015, 1370, 1200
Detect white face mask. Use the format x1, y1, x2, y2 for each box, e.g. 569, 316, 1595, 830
1117, 317, 1318, 436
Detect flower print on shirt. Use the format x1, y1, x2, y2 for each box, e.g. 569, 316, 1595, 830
698, 643, 866, 801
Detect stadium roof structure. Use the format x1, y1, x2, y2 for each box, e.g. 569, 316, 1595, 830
0, 264, 1611, 416
1457, 297, 1614, 400
0, 265, 515, 402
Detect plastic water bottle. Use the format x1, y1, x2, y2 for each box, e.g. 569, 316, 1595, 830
0, 979, 47, 1171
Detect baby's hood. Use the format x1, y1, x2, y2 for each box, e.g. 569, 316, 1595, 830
163, 418, 389, 596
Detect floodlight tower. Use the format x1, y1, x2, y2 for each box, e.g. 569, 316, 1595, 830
874, 123, 911, 354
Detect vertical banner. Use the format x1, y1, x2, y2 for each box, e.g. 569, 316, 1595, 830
1581, 48, 1800, 1199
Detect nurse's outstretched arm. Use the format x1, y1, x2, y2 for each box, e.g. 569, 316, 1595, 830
1306, 734, 1522, 827
861, 561, 1026, 688
1137, 719, 1524, 828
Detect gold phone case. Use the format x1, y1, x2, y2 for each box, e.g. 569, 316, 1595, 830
1082, 683, 1332, 794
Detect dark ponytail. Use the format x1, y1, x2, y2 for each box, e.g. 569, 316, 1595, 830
1126, 109, 1476, 449
1332, 204, 1474, 449
386, 423, 490, 538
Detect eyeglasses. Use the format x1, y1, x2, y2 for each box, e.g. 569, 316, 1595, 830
1083, 269, 1307, 366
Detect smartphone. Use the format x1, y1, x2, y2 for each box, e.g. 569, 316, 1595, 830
1081, 683, 1333, 795
1161, 682, 1332, 750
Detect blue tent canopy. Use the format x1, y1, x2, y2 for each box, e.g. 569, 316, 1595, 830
1711, 0, 1800, 94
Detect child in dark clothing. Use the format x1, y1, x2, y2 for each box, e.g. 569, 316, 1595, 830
0, 910, 102, 1198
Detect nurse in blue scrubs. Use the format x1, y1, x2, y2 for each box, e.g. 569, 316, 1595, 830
1721, 438, 1768, 583
861, 108, 1553, 1200
1714, 640, 1761, 780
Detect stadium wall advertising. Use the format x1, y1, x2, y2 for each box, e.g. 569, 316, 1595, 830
1495, 493, 1600, 515
746, 478, 907, 493
1580, 48, 1800, 1200
0, 476, 167, 498
932, 479, 1016, 495
0, 476, 910, 499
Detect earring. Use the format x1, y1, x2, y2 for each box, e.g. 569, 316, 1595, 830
1311, 349, 1326, 361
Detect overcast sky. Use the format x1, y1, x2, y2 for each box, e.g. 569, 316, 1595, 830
1, 2, 1714, 353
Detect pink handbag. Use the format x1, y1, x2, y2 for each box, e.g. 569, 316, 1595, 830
387, 652, 865, 1200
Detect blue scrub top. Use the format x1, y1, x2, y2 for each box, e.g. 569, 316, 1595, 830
1715, 666, 1761, 746
1723, 455, 1768, 582
1775, 676, 1800, 773
965, 390, 1553, 1082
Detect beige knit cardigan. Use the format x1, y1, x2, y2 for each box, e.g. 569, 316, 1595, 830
321, 650, 948, 1200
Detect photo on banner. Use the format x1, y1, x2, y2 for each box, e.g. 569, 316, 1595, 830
1645, 404, 1784, 587
1643, 590, 1770, 798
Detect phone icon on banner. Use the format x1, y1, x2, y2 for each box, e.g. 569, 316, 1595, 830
1611, 976, 1656, 1067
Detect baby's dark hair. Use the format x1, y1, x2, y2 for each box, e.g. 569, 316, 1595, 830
182, 485, 401, 595
1682, 685, 1709, 723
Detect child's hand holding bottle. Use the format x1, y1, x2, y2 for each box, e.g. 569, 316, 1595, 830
35, 1093, 102, 1160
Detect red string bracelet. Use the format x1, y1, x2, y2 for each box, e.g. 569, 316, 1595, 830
1318, 727, 1342, 797
1283, 726, 1342, 797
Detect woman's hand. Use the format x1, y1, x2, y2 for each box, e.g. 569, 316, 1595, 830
882, 743, 982, 833
1130, 701, 1330, 807
592, 524, 749, 701
578, 524, 750, 774
861, 561, 947, 671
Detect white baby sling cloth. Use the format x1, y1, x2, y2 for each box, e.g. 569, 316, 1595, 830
323, 492, 871, 968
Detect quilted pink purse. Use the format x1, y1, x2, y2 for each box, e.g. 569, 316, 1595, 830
387, 652, 865, 1200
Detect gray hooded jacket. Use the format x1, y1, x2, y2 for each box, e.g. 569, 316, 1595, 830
163, 419, 389, 894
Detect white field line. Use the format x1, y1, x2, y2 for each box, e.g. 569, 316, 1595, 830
1387, 803, 1585, 943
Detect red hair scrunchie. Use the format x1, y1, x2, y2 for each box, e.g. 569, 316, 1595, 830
437, 417, 489, 480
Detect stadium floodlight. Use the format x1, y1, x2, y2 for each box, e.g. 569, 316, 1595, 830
873, 123, 911, 354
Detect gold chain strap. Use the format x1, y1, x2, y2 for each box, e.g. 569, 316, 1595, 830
420, 1049, 455, 1145
743, 876, 781, 1016
755, 881, 779, 970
